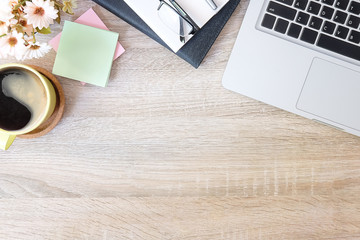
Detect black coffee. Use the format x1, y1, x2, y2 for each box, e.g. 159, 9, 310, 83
0, 68, 47, 131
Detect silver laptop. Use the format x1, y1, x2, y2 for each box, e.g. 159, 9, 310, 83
222, 0, 360, 136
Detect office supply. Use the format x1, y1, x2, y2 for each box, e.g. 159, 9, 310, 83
222, 0, 360, 136
91, 0, 241, 68
123, 0, 229, 52
52, 21, 118, 87
206, 0, 218, 10
49, 8, 125, 61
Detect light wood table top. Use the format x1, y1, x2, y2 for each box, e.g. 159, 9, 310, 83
1, 0, 360, 239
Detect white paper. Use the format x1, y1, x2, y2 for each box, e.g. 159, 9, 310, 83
123, 0, 229, 52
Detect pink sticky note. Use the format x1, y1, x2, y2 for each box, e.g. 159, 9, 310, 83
49, 8, 125, 85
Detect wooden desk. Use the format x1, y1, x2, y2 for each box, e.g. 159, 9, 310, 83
1, 0, 360, 239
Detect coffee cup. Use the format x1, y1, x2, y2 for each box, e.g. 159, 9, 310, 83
0, 63, 57, 150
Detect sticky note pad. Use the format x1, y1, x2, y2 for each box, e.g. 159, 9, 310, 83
49, 8, 125, 61
52, 21, 119, 87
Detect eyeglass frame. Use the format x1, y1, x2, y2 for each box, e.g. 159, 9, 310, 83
157, 0, 200, 36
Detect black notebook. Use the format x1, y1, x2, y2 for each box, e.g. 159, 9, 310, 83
91, 0, 241, 68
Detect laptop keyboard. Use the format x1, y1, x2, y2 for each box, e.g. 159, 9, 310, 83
259, 0, 360, 63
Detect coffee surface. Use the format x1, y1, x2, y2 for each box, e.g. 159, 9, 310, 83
0, 68, 47, 131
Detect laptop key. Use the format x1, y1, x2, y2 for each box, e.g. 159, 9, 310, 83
321, 0, 335, 5
349, 1, 360, 14
320, 6, 335, 19
276, 0, 294, 6
296, 11, 310, 25
335, 0, 350, 10
349, 30, 360, 44
294, 0, 309, 10
267, 1, 297, 20
317, 33, 360, 61
333, 10, 348, 24
262, 13, 277, 29
300, 27, 318, 43
287, 23, 303, 38
322, 21, 336, 34
346, 15, 360, 29
307, 1, 322, 14
275, 18, 290, 33
335, 25, 350, 39
309, 16, 323, 29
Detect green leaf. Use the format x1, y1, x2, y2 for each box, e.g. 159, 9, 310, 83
36, 27, 52, 34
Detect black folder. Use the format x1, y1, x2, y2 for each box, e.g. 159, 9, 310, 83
91, 0, 241, 68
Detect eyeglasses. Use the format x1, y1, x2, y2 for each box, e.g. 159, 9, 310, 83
157, 0, 200, 43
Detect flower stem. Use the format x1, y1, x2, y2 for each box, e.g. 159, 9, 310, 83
32, 29, 36, 43
13, 0, 26, 10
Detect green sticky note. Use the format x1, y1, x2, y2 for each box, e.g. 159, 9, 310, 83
52, 21, 119, 87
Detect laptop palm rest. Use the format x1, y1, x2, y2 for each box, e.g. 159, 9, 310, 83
296, 58, 360, 131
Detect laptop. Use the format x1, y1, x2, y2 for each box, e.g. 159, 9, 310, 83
222, 0, 360, 136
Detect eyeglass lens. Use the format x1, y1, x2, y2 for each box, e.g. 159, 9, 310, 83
158, 3, 194, 37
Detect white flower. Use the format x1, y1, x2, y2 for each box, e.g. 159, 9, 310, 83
24, 0, 58, 30
0, 0, 14, 23
0, 31, 27, 60
0, 35, 7, 58
10, 13, 34, 36
22, 42, 51, 60
0, 21, 9, 35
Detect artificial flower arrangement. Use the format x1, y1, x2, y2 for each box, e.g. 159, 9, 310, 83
0, 0, 76, 60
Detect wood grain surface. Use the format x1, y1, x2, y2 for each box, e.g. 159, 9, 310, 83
1, 0, 360, 239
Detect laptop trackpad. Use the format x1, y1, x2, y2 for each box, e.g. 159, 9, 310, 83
297, 58, 360, 131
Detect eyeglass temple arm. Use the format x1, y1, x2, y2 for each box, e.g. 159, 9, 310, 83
168, 0, 200, 32
206, 0, 217, 10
